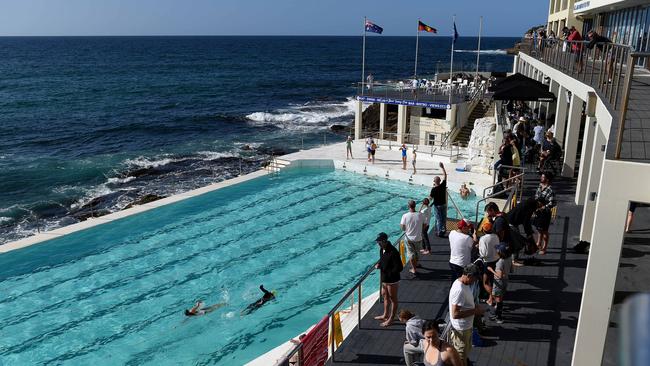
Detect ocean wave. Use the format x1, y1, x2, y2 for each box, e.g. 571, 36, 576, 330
123, 156, 180, 169
106, 176, 136, 185
196, 151, 239, 160
245, 97, 359, 129
454, 49, 507, 55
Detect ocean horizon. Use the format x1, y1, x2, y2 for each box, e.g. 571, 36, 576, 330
0, 35, 518, 244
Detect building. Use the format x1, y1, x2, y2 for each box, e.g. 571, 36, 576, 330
517, 1, 650, 363
574, 0, 650, 67
548, 0, 584, 35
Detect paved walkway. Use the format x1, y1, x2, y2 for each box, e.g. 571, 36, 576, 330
327, 171, 588, 366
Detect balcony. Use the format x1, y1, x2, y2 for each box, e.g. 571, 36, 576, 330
519, 38, 650, 162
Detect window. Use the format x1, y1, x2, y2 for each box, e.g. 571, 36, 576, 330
422, 108, 446, 119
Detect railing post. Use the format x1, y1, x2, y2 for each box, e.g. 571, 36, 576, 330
330, 315, 335, 362
615, 54, 637, 159
357, 285, 362, 329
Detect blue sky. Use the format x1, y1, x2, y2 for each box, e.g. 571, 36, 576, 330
0, 0, 548, 37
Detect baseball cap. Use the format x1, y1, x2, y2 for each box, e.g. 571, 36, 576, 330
481, 220, 493, 233
457, 219, 472, 230
375, 232, 388, 242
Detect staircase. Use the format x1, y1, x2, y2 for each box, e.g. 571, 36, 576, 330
454, 100, 495, 146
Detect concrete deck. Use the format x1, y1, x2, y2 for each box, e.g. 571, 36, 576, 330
325, 170, 588, 366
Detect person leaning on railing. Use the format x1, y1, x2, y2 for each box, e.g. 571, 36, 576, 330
586, 30, 613, 83
567, 26, 584, 73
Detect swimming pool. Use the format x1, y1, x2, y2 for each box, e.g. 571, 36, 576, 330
0, 167, 479, 365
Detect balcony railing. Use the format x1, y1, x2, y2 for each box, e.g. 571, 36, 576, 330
519, 38, 650, 161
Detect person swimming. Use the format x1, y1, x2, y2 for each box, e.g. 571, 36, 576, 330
184, 300, 226, 317
241, 285, 276, 315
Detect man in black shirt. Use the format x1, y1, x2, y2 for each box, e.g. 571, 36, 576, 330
587, 30, 613, 82
429, 162, 448, 237
507, 198, 545, 265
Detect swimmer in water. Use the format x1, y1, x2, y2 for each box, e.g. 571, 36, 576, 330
184, 300, 226, 317
241, 285, 276, 315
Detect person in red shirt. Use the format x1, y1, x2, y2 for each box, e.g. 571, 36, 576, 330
567, 26, 584, 73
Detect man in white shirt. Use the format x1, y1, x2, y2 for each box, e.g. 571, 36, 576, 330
478, 220, 500, 306
448, 219, 474, 279
400, 200, 423, 275
449, 264, 484, 366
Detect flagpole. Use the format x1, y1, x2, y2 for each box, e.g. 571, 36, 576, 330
475, 16, 483, 77
414, 19, 420, 78
449, 15, 456, 106
361, 17, 367, 96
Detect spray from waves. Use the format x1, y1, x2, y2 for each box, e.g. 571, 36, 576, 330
454, 49, 508, 55
245, 97, 365, 130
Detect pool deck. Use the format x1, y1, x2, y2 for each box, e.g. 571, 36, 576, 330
324, 170, 588, 366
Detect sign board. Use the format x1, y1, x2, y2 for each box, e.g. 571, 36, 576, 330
356, 96, 451, 110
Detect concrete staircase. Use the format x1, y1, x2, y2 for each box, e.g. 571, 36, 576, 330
454, 100, 495, 146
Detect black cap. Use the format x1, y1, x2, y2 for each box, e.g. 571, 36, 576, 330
375, 232, 388, 242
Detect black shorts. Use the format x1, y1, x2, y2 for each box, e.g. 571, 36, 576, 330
371, 150, 376, 156
630, 202, 638, 213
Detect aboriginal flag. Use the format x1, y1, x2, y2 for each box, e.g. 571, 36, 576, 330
418, 21, 437, 33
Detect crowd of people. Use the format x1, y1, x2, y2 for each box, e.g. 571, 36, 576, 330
372, 143, 558, 365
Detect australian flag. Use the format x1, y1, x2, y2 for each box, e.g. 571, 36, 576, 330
365, 20, 383, 34
453, 22, 459, 44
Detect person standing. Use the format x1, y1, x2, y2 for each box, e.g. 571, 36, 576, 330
568, 26, 584, 73
401, 200, 424, 275
430, 162, 448, 237
420, 198, 432, 255
478, 220, 499, 306
399, 310, 425, 366
449, 264, 484, 366
370, 139, 377, 164
375, 232, 403, 327
400, 144, 408, 170
535, 173, 556, 255
366, 136, 372, 162
412, 149, 417, 174
488, 244, 511, 324
448, 219, 475, 280
507, 197, 545, 265
346, 135, 353, 159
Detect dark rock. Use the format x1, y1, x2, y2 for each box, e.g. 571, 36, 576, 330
125, 194, 166, 209
330, 124, 349, 133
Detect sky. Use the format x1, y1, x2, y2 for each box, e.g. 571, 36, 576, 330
0, 0, 549, 37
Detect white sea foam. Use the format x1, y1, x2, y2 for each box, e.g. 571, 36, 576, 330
124, 156, 180, 169
106, 176, 137, 185
196, 151, 238, 160
454, 49, 507, 55
245, 97, 362, 129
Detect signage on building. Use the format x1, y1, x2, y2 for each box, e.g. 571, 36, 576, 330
574, 1, 591, 12
356, 96, 451, 110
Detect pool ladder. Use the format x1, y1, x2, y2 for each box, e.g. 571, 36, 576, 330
265, 157, 290, 174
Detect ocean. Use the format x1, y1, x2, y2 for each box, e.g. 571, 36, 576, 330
0, 36, 518, 244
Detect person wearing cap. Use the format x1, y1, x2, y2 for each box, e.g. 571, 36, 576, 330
401, 200, 424, 275
430, 162, 448, 237
374, 232, 403, 327
487, 244, 512, 324
478, 220, 499, 306
448, 219, 475, 280
448, 264, 484, 365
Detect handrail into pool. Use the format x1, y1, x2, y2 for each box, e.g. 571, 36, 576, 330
483, 171, 525, 200
273, 232, 407, 366
473, 184, 517, 225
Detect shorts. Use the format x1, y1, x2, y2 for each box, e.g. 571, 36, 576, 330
405, 240, 422, 261
534, 209, 551, 231
493, 279, 508, 297
485, 260, 498, 283
630, 202, 638, 213
449, 327, 473, 362
371, 150, 376, 156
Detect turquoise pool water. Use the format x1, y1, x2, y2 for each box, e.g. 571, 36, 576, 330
0, 167, 479, 365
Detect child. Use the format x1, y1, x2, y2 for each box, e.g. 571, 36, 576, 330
488, 244, 511, 324
398, 309, 425, 366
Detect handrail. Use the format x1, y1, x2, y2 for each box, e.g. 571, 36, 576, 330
447, 189, 465, 221
473, 185, 517, 225
614, 52, 650, 159
486, 171, 525, 198
275, 232, 406, 365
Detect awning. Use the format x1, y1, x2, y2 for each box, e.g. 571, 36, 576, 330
489, 73, 556, 102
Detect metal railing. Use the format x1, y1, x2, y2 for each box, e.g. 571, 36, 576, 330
357, 80, 484, 105
520, 39, 650, 160
274, 231, 406, 365
473, 181, 518, 225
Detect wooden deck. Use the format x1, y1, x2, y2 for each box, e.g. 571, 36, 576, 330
327, 172, 588, 366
